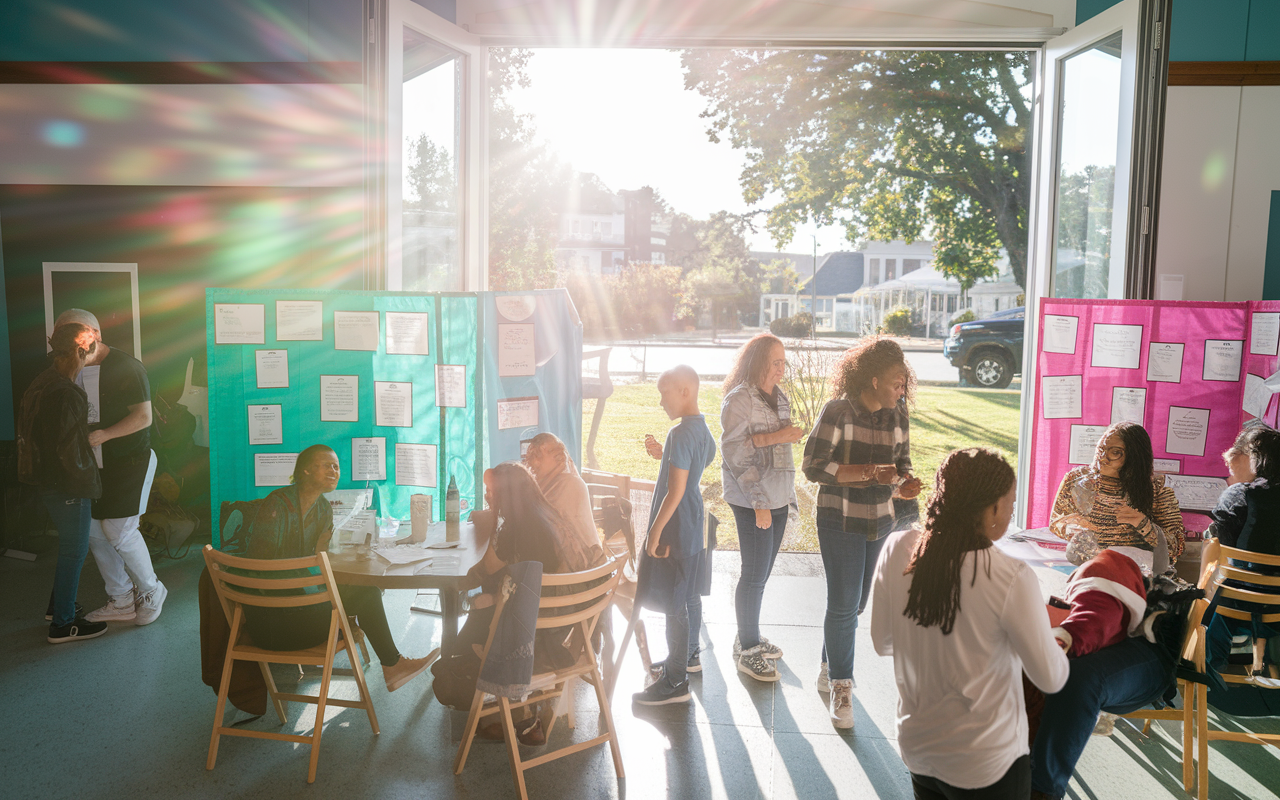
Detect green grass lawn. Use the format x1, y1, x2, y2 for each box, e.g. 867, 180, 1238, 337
585, 382, 1022, 552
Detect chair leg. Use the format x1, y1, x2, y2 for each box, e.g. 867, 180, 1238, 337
208, 648, 238, 771
342, 635, 379, 735
1141, 719, 1152, 735
453, 690, 486, 775
499, 696, 529, 800
1181, 680, 1193, 793
258, 662, 288, 724
306, 622, 340, 784
589, 663, 626, 779
349, 616, 371, 666
1197, 682, 1208, 800
586, 400, 605, 471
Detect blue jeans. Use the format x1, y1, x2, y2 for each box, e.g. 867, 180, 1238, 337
659, 554, 702, 688
818, 527, 886, 681
1031, 637, 1169, 797
730, 503, 788, 650
42, 488, 94, 627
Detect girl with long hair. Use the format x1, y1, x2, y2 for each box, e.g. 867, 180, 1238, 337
870, 448, 1068, 799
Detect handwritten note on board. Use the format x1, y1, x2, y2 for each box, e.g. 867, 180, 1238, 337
498, 324, 536, 377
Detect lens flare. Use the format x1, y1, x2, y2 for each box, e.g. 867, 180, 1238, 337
41, 119, 84, 147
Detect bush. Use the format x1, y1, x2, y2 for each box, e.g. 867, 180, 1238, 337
950, 309, 977, 325
770, 312, 813, 338
880, 305, 913, 337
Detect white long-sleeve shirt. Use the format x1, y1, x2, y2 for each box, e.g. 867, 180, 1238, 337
870, 528, 1069, 789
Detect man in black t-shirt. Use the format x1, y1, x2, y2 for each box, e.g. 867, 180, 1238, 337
55, 309, 167, 625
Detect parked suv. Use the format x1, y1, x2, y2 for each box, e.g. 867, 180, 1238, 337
944, 307, 1024, 389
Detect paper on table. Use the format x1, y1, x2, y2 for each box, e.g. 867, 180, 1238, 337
254, 452, 297, 487
385, 311, 430, 355
1146, 342, 1184, 383
1165, 406, 1210, 457
1068, 424, 1108, 465
214, 303, 266, 345
395, 443, 437, 487
1090, 323, 1143, 369
333, 311, 379, 351
1042, 315, 1079, 354
275, 300, 323, 341
436, 364, 467, 408
415, 555, 461, 575
1202, 339, 1243, 382
1244, 373, 1272, 419
375, 548, 433, 565
337, 509, 376, 542
1110, 386, 1146, 426
320, 375, 359, 422
351, 437, 386, 481
1251, 312, 1280, 356
1041, 375, 1082, 419
1153, 458, 1180, 473
254, 349, 289, 388
375, 381, 412, 427
497, 323, 536, 377
247, 404, 283, 445
326, 488, 372, 532
1164, 475, 1227, 511
497, 396, 539, 430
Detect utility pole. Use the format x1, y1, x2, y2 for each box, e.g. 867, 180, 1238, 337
811, 235, 818, 342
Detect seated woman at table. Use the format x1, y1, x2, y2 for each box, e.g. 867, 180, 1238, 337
1048, 422, 1186, 569
1210, 426, 1280, 575
243, 444, 434, 692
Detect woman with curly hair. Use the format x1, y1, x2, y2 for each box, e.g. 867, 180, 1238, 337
802, 336, 922, 728
870, 448, 1068, 799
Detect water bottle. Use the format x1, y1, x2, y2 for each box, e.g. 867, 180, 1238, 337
445, 476, 460, 541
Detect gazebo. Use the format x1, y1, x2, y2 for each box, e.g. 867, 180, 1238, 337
839, 266, 963, 338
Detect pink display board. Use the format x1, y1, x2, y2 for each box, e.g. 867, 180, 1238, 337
1027, 299, 1280, 535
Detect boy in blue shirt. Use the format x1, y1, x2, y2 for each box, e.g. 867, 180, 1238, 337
633, 365, 718, 706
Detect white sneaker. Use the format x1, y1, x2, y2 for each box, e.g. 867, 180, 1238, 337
135, 581, 167, 626
1092, 711, 1117, 736
733, 634, 784, 660
816, 661, 829, 692
86, 591, 137, 623
829, 678, 854, 729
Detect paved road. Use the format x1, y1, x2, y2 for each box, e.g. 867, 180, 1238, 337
604, 344, 961, 384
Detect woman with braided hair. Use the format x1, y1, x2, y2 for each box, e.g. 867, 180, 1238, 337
870, 448, 1068, 799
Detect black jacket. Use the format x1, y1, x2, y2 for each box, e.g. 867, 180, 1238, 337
17, 367, 102, 498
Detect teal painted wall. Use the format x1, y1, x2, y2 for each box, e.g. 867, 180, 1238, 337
1246, 0, 1280, 60
1079, 0, 1280, 62
1077, 0, 1124, 26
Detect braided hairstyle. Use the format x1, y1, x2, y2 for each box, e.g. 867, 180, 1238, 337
830, 336, 916, 407
904, 448, 1015, 635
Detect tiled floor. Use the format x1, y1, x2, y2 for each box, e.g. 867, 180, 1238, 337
2, 532, 1278, 799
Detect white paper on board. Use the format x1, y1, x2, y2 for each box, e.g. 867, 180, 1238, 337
351, 437, 386, 481
497, 323, 536, 377
375, 381, 413, 428
333, 311, 379, 351
247, 404, 283, 445
495, 295, 537, 323
319, 375, 359, 422
1165, 406, 1210, 457
1251, 312, 1280, 356
1163, 474, 1228, 512
214, 303, 266, 345
1110, 387, 1147, 426
436, 364, 467, 408
1157, 275, 1184, 301
395, 443, 438, 487
1068, 424, 1109, 465
1202, 339, 1243, 382
254, 452, 297, 487
1090, 323, 1143, 369
1042, 315, 1079, 355
1041, 375, 1082, 419
1153, 458, 1180, 474
385, 311, 431, 355
1244, 374, 1272, 419
1146, 342, 1184, 383
255, 349, 289, 388
275, 300, 323, 341
497, 396, 539, 430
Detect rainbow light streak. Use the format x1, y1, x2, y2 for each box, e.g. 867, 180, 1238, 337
41, 119, 84, 147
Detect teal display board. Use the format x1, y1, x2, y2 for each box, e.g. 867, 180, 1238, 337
206, 288, 581, 546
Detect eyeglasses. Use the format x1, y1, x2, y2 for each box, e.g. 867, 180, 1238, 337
1097, 446, 1125, 461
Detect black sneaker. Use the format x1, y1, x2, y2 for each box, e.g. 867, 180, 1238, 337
45, 602, 84, 622
48, 618, 108, 644
632, 678, 691, 706
687, 649, 702, 674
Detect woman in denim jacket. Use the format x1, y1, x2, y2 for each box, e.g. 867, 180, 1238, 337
721, 334, 806, 681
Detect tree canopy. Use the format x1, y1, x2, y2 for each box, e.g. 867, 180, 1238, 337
681, 49, 1034, 290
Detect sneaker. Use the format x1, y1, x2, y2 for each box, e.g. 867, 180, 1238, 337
134, 582, 168, 626
632, 678, 691, 706
1092, 711, 1117, 736
733, 634, 784, 660
86, 591, 137, 623
687, 648, 702, 674
44, 602, 84, 622
737, 645, 781, 682
384, 654, 433, 692
48, 617, 108, 644
816, 661, 829, 693
829, 678, 854, 729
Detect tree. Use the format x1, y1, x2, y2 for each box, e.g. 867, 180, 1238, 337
682, 49, 1033, 290
405, 134, 456, 212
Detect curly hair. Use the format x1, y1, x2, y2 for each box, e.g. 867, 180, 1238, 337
1243, 426, 1280, 483
1094, 422, 1155, 518
830, 336, 916, 407
904, 448, 1015, 635
723, 333, 784, 394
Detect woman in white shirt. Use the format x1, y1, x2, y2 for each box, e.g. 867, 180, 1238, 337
870, 448, 1068, 799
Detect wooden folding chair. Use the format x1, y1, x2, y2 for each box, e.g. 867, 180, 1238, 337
202, 544, 379, 784
454, 557, 625, 800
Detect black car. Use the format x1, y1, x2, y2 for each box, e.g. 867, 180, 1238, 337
943, 307, 1024, 389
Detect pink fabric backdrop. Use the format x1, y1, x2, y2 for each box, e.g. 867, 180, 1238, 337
1027, 299, 1278, 535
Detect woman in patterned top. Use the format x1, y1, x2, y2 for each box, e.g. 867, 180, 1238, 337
1049, 422, 1186, 568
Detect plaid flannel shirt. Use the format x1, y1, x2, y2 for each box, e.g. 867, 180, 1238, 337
801, 396, 911, 539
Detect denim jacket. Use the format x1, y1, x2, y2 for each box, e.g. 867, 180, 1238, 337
720, 383, 798, 510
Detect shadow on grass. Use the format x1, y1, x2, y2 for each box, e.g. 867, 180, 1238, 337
912, 407, 1020, 454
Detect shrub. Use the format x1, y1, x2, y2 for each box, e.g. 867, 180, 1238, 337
880, 305, 913, 337
770, 312, 813, 338
950, 308, 977, 325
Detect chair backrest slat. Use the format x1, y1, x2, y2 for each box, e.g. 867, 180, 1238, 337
1219, 565, 1280, 587
535, 592, 615, 630
540, 557, 620, 586
204, 546, 340, 613
1216, 583, 1280, 606
1218, 544, 1280, 567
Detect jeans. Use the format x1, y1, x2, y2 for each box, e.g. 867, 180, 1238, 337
730, 503, 788, 650
1031, 637, 1169, 797
911, 755, 1030, 800
88, 515, 159, 599
659, 554, 702, 689
43, 488, 94, 628
818, 527, 886, 681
